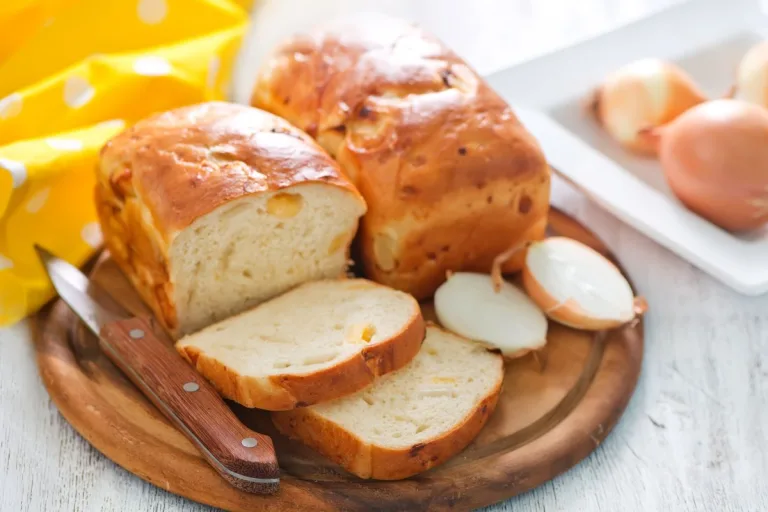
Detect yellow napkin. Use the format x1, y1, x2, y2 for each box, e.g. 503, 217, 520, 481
0, 0, 251, 326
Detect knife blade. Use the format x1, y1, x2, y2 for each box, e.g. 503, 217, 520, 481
35, 245, 280, 495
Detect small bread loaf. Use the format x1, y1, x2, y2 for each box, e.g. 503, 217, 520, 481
96, 102, 366, 338
252, 13, 551, 300
272, 324, 503, 480
175, 279, 425, 411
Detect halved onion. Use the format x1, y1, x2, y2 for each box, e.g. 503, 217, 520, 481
522, 237, 642, 331
434, 271, 547, 359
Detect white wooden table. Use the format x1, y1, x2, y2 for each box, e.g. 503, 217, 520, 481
2, 0, 768, 510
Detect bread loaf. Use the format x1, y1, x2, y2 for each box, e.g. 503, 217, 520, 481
96, 102, 366, 338
252, 13, 551, 300
271, 324, 504, 480
175, 279, 425, 410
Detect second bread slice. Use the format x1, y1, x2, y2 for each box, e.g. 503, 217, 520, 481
176, 279, 425, 410
272, 325, 504, 480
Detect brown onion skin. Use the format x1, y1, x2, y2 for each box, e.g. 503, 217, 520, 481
658, 99, 768, 232
590, 59, 707, 156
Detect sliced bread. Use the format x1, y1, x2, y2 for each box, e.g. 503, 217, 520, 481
97, 102, 367, 338
175, 279, 425, 411
271, 325, 504, 480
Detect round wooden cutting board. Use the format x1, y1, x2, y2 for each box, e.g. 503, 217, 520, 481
34, 208, 643, 512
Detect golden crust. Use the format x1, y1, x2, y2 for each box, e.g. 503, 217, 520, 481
175, 282, 426, 411
271, 351, 503, 480
252, 13, 551, 299
99, 102, 363, 237
96, 102, 365, 336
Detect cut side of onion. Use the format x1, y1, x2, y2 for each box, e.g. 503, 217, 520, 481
522, 237, 639, 331
434, 272, 548, 359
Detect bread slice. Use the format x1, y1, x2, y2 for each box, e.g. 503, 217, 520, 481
97, 102, 367, 338
272, 325, 504, 480
175, 279, 425, 411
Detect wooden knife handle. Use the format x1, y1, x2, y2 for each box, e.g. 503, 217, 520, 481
99, 316, 280, 494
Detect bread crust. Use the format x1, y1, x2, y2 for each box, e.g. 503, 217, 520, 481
96, 102, 365, 336
175, 279, 426, 411
252, 13, 550, 300
271, 342, 504, 480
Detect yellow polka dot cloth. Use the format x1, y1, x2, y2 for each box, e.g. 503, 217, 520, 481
0, 0, 252, 326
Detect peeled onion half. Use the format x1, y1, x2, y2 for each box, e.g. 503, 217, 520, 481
434, 272, 547, 359
522, 237, 639, 331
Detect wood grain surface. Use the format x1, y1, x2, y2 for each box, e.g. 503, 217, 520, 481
30, 208, 642, 512
4, 186, 768, 512
4, 1, 768, 511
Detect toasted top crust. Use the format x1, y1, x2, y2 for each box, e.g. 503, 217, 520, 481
251, 13, 548, 227
99, 102, 363, 243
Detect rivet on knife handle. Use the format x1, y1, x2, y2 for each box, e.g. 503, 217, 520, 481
99, 316, 280, 494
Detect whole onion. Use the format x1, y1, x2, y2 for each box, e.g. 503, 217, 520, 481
730, 41, 768, 108
589, 59, 707, 155
653, 99, 768, 232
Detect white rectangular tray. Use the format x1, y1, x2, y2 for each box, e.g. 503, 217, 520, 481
486, 0, 768, 296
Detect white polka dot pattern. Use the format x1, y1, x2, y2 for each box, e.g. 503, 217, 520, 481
0, 254, 12, 271
0, 158, 27, 188
133, 56, 172, 76
45, 138, 83, 151
0, 0, 249, 327
137, 0, 167, 24
25, 188, 50, 213
81, 222, 103, 249
0, 93, 22, 119
97, 119, 127, 131
63, 76, 95, 108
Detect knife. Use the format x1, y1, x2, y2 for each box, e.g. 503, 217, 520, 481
35, 245, 280, 495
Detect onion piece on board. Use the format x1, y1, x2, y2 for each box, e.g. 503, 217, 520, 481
434, 272, 547, 359
522, 237, 642, 331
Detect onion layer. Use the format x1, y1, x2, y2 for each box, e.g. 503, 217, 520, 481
434, 272, 547, 359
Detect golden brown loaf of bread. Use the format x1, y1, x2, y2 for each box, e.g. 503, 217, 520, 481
96, 102, 366, 338
251, 13, 551, 299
